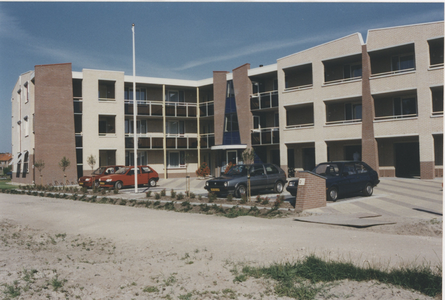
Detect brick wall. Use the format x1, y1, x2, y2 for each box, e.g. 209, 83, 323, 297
294, 171, 326, 212
34, 63, 78, 186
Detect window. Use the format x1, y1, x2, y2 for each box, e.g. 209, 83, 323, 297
432, 86, 444, 114
224, 114, 239, 132
125, 87, 147, 101
126, 152, 148, 166
24, 116, 29, 137
428, 38, 444, 66
345, 103, 362, 120
265, 164, 279, 175
393, 97, 417, 116
24, 82, 29, 103
74, 115, 82, 134
73, 79, 82, 98
391, 54, 415, 71
166, 90, 184, 102
125, 119, 147, 134
226, 81, 235, 98
98, 80, 115, 100
98, 115, 116, 135
168, 151, 185, 168
166, 121, 184, 135
253, 116, 260, 129
344, 64, 362, 79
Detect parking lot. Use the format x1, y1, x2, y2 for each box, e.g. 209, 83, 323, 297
115, 176, 443, 220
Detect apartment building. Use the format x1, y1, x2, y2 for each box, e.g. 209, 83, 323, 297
10, 21, 443, 186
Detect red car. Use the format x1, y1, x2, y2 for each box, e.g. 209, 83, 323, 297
78, 165, 124, 188
98, 166, 159, 189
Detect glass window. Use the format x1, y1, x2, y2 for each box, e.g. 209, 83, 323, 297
394, 97, 417, 116
392, 54, 415, 71
169, 152, 179, 168
98, 115, 116, 134
98, 80, 115, 99
355, 163, 368, 174
265, 165, 279, 175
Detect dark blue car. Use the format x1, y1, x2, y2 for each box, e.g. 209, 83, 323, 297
286, 161, 380, 201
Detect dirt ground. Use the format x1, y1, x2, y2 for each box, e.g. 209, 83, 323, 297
0, 193, 442, 300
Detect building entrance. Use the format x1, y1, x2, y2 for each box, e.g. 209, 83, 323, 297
395, 143, 420, 178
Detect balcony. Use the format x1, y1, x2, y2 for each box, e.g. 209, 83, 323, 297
285, 103, 314, 129
284, 63, 313, 92
250, 91, 278, 110
323, 54, 362, 85
370, 44, 415, 78
374, 92, 418, 121
200, 133, 215, 149
125, 100, 163, 116
325, 98, 362, 125
199, 101, 214, 117
251, 127, 279, 145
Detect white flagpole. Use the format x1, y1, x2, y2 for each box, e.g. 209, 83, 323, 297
132, 24, 138, 193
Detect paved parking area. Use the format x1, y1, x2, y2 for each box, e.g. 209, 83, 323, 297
116, 176, 443, 220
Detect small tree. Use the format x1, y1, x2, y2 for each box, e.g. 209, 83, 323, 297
87, 155, 97, 187
242, 148, 255, 201
58, 156, 71, 186
34, 159, 45, 185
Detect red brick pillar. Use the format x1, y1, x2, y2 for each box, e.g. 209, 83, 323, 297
295, 171, 326, 212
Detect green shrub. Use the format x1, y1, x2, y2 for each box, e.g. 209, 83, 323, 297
146, 191, 152, 197
160, 189, 166, 197
155, 193, 161, 200
171, 189, 176, 199
176, 192, 184, 200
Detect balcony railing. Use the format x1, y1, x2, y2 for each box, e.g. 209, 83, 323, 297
284, 84, 313, 92
374, 114, 417, 121
285, 123, 314, 129
200, 133, 215, 149
324, 76, 361, 86
125, 100, 198, 117
125, 135, 198, 149
165, 102, 197, 117
251, 127, 279, 145
371, 68, 415, 79
250, 91, 278, 110
199, 101, 214, 117
326, 118, 361, 125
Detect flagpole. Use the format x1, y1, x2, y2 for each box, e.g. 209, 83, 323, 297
132, 24, 138, 193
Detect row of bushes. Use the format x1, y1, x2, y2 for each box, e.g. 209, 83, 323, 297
1, 188, 287, 218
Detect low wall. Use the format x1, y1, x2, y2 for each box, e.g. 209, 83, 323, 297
294, 171, 326, 212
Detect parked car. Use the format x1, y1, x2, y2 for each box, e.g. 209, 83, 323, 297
205, 163, 287, 198
98, 166, 159, 189
78, 165, 124, 188
286, 161, 380, 201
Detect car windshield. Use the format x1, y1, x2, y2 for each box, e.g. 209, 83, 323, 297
115, 167, 130, 174
92, 167, 106, 175
225, 165, 248, 176
313, 164, 340, 176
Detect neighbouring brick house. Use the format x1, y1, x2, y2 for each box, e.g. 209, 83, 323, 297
0, 153, 13, 175
10, 21, 443, 185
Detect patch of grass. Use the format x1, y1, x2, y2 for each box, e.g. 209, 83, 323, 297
238, 255, 442, 299
2, 281, 21, 298
49, 275, 66, 291
143, 286, 159, 293
223, 206, 248, 218
0, 179, 17, 190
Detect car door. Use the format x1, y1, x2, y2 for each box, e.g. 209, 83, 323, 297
249, 164, 268, 190
140, 167, 151, 185
342, 163, 362, 194
354, 162, 371, 191
264, 164, 280, 189
125, 167, 140, 186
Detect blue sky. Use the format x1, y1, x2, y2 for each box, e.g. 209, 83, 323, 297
0, 2, 443, 153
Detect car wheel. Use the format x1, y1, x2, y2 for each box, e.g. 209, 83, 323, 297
363, 183, 373, 196
273, 181, 284, 193
235, 184, 247, 198
115, 181, 123, 190
327, 186, 338, 202
149, 178, 156, 187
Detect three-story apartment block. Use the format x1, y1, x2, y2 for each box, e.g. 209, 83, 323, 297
10, 21, 443, 185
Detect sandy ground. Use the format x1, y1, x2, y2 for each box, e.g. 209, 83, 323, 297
0, 193, 442, 300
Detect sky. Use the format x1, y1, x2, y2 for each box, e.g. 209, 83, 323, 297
0, 2, 443, 153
